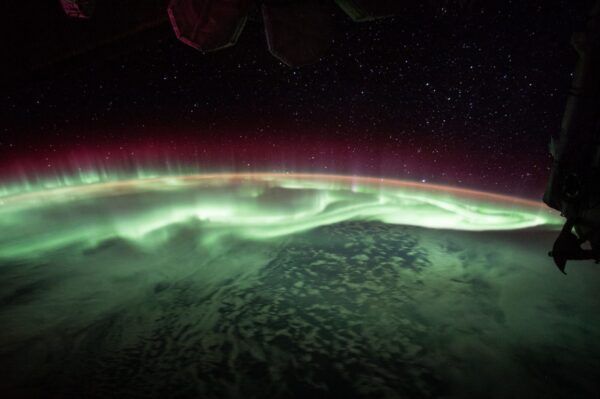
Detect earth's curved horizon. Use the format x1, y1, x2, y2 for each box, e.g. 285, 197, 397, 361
0, 172, 554, 207
1, 172, 598, 399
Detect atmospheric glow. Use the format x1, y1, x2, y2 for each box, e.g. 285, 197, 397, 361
0, 173, 562, 258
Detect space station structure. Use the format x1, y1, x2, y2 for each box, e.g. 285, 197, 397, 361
60, 0, 95, 18
166, 0, 403, 66
545, 1, 600, 273
59, 0, 405, 67
58, 1, 483, 66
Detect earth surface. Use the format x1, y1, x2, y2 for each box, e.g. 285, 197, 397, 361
1, 173, 599, 399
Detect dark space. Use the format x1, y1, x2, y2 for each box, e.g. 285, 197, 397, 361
2, 1, 594, 197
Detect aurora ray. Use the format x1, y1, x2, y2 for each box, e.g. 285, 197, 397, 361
0, 173, 562, 258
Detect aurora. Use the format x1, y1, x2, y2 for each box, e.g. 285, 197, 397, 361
0, 172, 562, 258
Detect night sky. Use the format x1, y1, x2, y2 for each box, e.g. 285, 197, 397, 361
1, 0, 594, 199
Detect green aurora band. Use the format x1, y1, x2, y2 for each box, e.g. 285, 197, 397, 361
0, 173, 562, 258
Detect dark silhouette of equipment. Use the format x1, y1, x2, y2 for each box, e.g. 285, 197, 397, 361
263, 1, 334, 66
544, 1, 600, 273
161, 0, 407, 66
57, 0, 476, 67
548, 219, 600, 274
60, 0, 95, 18
167, 0, 253, 52
58, 0, 405, 66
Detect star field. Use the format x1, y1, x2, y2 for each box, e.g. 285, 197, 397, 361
0, 0, 593, 198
